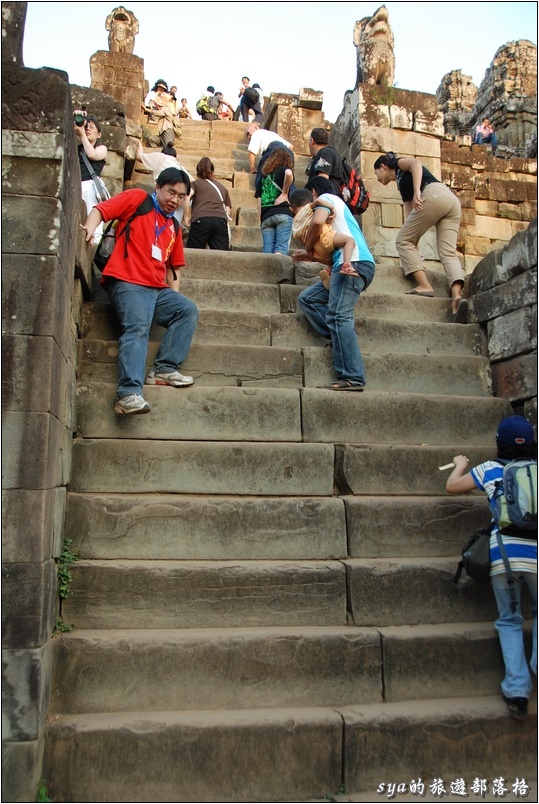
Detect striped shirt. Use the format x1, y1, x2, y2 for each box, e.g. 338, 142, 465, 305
470, 460, 537, 577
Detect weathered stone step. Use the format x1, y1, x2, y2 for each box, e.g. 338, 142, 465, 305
44, 706, 343, 803
77, 331, 492, 391
79, 342, 304, 387
182, 248, 294, 283
70, 440, 335, 495
345, 495, 490, 558
62, 559, 347, 629
341, 696, 537, 796
231, 224, 263, 249
380, 621, 536, 702
64, 493, 487, 561
272, 313, 485, 356
44, 698, 537, 802
50, 626, 382, 714
65, 493, 348, 560
75, 384, 302, 440
345, 556, 503, 626
75, 384, 504, 445
335, 442, 509, 496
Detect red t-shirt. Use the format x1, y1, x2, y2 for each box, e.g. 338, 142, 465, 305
96, 189, 185, 288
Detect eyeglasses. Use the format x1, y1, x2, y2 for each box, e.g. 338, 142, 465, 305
164, 188, 186, 201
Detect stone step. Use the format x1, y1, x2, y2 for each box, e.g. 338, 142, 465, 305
237, 206, 259, 226
334, 442, 509, 496
62, 559, 347, 629
271, 313, 485, 356
69, 440, 335, 495
45, 706, 343, 803
69, 440, 508, 496
81, 310, 484, 364
50, 626, 383, 714
182, 248, 294, 284
231, 224, 263, 249
64, 493, 488, 561
61, 556, 503, 630
344, 556, 501, 626
75, 385, 504, 445
64, 493, 348, 561
76, 384, 303, 440
44, 698, 537, 802
78, 343, 492, 395
50, 621, 514, 717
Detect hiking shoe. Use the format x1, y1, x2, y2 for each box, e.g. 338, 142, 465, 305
114, 393, 151, 415
146, 369, 194, 387
503, 696, 528, 719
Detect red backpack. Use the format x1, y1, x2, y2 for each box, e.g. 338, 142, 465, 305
340, 159, 370, 215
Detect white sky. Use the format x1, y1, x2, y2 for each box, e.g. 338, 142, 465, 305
23, 1, 537, 124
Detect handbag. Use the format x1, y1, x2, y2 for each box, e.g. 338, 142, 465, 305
80, 149, 110, 203
453, 527, 491, 585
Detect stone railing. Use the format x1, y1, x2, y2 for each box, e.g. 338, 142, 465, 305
469, 219, 537, 424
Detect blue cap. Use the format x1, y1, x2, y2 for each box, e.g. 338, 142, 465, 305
496, 415, 535, 446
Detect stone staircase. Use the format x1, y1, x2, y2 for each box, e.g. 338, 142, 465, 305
44, 120, 537, 802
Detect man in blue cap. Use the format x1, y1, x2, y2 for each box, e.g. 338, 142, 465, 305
446, 415, 537, 720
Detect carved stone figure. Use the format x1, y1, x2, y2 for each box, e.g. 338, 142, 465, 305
353, 5, 395, 87
105, 6, 139, 54
436, 70, 478, 137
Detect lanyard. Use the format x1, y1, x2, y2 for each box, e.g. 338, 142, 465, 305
155, 214, 168, 243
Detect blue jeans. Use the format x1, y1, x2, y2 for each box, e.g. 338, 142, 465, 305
297, 261, 375, 385
475, 132, 498, 146
491, 570, 537, 698
261, 214, 293, 254
106, 279, 199, 397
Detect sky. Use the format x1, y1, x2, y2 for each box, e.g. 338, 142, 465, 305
23, 1, 537, 124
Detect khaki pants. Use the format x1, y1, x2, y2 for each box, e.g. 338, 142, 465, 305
396, 182, 464, 287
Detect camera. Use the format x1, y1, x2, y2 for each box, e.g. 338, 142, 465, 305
73, 110, 87, 127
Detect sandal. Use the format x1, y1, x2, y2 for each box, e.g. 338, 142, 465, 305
320, 381, 365, 391
339, 263, 359, 277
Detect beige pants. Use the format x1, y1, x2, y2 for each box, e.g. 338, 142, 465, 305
396, 182, 464, 287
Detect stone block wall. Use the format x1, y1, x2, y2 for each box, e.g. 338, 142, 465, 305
1, 64, 80, 802
264, 90, 327, 157
469, 219, 537, 423
331, 85, 538, 278
441, 141, 537, 274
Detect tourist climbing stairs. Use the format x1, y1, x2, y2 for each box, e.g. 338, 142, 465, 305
44, 120, 537, 802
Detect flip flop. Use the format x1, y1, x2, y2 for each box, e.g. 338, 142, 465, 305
405, 290, 434, 297
454, 298, 469, 324
319, 381, 365, 391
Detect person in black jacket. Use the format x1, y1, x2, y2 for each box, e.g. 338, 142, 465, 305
306, 128, 344, 197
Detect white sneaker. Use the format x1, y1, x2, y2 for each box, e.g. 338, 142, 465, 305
146, 369, 194, 387
114, 393, 151, 415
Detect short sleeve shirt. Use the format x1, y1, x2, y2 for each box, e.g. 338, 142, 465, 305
470, 460, 537, 576
307, 147, 343, 195
96, 189, 184, 288
396, 166, 439, 202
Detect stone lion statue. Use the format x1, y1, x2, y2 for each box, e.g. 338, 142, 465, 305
353, 4, 395, 87
105, 6, 139, 54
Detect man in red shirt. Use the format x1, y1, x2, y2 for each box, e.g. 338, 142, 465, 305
81, 167, 199, 414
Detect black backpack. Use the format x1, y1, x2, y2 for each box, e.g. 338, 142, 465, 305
340, 159, 370, 216
243, 86, 259, 105
93, 194, 179, 273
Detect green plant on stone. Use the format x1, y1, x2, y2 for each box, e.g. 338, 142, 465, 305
56, 537, 79, 599
371, 82, 397, 106
53, 617, 74, 635
36, 780, 52, 802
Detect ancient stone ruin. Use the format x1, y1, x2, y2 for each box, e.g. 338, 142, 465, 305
353, 4, 395, 88
1, 3, 537, 801
437, 39, 537, 158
